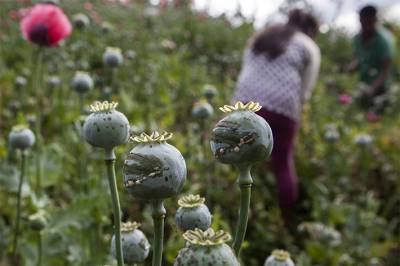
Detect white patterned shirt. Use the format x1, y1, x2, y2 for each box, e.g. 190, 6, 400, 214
233, 32, 320, 121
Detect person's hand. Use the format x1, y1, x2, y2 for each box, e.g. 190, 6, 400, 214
345, 59, 358, 73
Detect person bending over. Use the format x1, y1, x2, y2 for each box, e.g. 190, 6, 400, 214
233, 9, 320, 222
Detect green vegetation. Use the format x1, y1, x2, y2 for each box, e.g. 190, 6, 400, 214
0, 1, 399, 265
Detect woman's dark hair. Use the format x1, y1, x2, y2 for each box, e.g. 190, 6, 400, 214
251, 9, 318, 59
359, 5, 377, 19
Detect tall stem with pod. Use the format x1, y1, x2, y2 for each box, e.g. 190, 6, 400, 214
83, 101, 130, 266
210, 102, 273, 256
123, 132, 187, 266
8, 125, 35, 259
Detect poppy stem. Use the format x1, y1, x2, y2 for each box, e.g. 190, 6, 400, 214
232, 165, 252, 256
151, 199, 165, 266
34, 47, 44, 196
37, 232, 42, 266
12, 150, 27, 260
105, 149, 123, 266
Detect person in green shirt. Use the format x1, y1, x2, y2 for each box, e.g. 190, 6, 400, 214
347, 5, 396, 112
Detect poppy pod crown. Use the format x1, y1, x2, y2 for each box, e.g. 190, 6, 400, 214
174, 228, 240, 266
20, 4, 72, 46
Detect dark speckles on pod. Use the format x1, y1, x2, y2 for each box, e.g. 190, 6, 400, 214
82, 101, 130, 149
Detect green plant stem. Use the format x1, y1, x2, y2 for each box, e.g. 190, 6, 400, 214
78, 93, 85, 114
105, 149, 123, 266
12, 151, 27, 259
34, 48, 44, 196
37, 232, 42, 266
232, 165, 252, 256
151, 199, 166, 266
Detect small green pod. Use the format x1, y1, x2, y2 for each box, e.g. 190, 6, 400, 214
103, 47, 123, 68
73, 13, 90, 29
264, 250, 295, 266
71, 71, 93, 93
175, 195, 212, 231
83, 101, 130, 150
174, 228, 239, 266
192, 101, 214, 120
110, 222, 150, 264
123, 132, 186, 200
8, 125, 35, 151
47, 75, 60, 88
15, 76, 27, 88
202, 84, 218, 100
210, 102, 273, 166
28, 210, 48, 231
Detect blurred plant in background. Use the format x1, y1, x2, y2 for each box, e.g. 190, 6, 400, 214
0, 0, 399, 265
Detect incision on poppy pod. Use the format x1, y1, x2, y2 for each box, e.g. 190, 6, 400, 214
210, 101, 273, 166
123, 131, 186, 200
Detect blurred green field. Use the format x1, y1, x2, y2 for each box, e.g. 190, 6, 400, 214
0, 1, 399, 265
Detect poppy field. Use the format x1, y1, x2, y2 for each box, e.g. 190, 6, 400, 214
0, 1, 399, 266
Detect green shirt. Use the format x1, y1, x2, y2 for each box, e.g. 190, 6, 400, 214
354, 27, 395, 92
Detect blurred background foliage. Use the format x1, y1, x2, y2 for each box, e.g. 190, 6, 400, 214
0, 0, 399, 265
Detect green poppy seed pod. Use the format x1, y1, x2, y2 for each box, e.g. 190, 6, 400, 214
264, 250, 295, 266
123, 132, 186, 200
353, 134, 373, 146
202, 84, 218, 100
8, 100, 21, 113
175, 195, 212, 231
83, 101, 130, 152
298, 222, 341, 246
192, 101, 214, 120
28, 210, 48, 231
110, 222, 150, 264
41, 0, 59, 5
71, 71, 93, 93
15, 76, 27, 88
125, 50, 136, 60
103, 47, 123, 68
210, 101, 273, 166
174, 228, 239, 266
47, 75, 61, 88
324, 130, 340, 143
73, 13, 90, 29
8, 125, 35, 150
101, 21, 114, 34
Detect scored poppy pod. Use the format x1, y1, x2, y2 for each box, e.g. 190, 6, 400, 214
20, 4, 72, 46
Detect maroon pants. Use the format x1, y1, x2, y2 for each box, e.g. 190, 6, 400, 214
256, 108, 299, 208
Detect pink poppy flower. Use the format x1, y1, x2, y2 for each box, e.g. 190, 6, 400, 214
338, 93, 352, 105
20, 4, 72, 46
365, 112, 380, 122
